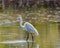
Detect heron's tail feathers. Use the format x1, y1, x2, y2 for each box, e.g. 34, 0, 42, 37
35, 30, 39, 35
35, 31, 39, 35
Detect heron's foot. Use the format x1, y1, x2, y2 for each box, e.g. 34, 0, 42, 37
26, 38, 29, 41
26, 39, 29, 41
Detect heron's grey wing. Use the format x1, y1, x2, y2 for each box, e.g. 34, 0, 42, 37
25, 22, 39, 35
25, 22, 36, 32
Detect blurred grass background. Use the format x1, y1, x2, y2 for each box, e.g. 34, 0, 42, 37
0, 2, 60, 48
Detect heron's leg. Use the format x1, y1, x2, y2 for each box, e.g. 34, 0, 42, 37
31, 33, 34, 41
26, 32, 29, 41
31, 33, 34, 46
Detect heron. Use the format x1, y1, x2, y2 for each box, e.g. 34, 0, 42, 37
17, 15, 39, 41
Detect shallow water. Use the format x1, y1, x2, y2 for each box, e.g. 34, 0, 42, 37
0, 22, 59, 48
0, 33, 39, 48
0, 11, 60, 48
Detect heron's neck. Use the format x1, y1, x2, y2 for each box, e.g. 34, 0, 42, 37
19, 17, 24, 29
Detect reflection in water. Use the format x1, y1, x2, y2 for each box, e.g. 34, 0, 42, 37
35, 44, 39, 48
0, 40, 39, 48
27, 42, 39, 48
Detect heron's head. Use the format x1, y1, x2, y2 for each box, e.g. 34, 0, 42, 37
17, 15, 22, 22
